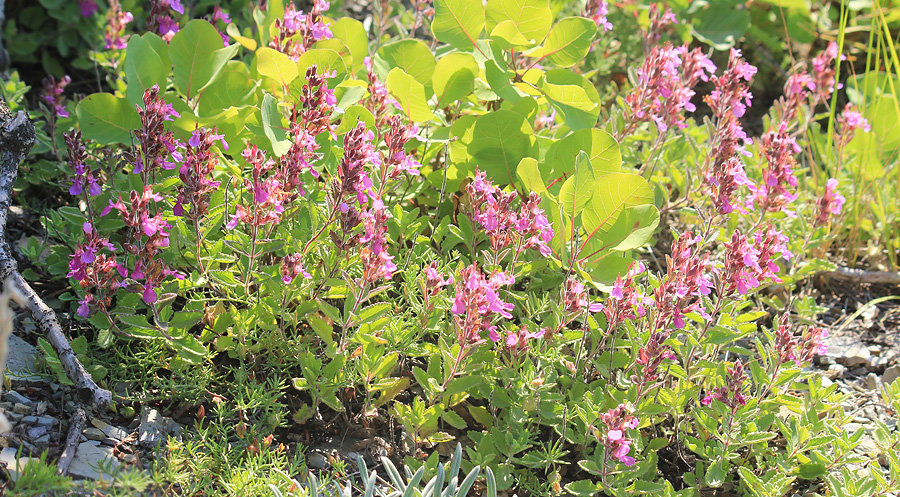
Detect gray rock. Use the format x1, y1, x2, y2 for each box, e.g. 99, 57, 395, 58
26, 426, 48, 440
884, 365, 900, 385
91, 419, 129, 441
83, 427, 106, 441
101, 438, 118, 447
5, 335, 40, 383
138, 409, 182, 448
68, 442, 119, 481
33, 416, 56, 428
824, 337, 871, 368
21, 415, 37, 425
12, 403, 31, 415
866, 373, 880, 391
307, 451, 330, 469
33, 434, 50, 445
0, 447, 40, 482
826, 364, 846, 379
5, 411, 23, 423
4, 391, 31, 406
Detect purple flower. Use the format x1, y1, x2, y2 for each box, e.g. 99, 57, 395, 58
79, 0, 99, 17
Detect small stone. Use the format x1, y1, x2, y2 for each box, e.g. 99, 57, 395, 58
825, 337, 871, 368
884, 365, 900, 385
101, 438, 118, 447
307, 451, 329, 469
138, 408, 180, 448
820, 376, 834, 388
83, 428, 106, 441
21, 415, 38, 425
5, 411, 23, 423
27, 426, 48, 440
0, 447, 40, 482
34, 434, 50, 445
33, 416, 57, 428
5, 335, 40, 383
866, 373, 880, 391
68, 442, 120, 480
121, 453, 137, 464
826, 364, 846, 379
868, 345, 883, 356
4, 391, 32, 406
12, 403, 31, 415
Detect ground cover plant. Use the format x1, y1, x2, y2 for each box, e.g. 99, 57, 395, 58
1, 0, 900, 496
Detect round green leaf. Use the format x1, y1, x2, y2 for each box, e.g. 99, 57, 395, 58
386, 68, 436, 123
199, 60, 257, 117
433, 52, 478, 107
547, 128, 620, 183
540, 69, 600, 131
255, 46, 299, 87
467, 110, 535, 184
377, 39, 436, 87
170, 19, 240, 99
335, 105, 375, 135
531, 17, 596, 68
692, 0, 751, 50
582, 172, 654, 238
330, 17, 368, 73
297, 47, 348, 85
485, 0, 552, 42
76, 93, 140, 145
432, 0, 485, 51
124, 33, 171, 107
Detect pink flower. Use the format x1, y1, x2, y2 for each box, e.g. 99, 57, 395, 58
599, 405, 639, 466
281, 253, 312, 283
450, 263, 516, 347
814, 178, 846, 226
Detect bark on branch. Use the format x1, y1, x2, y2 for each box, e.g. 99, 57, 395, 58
0, 98, 111, 410
823, 266, 900, 286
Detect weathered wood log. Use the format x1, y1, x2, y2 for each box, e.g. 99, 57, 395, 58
0, 98, 111, 410
823, 266, 900, 286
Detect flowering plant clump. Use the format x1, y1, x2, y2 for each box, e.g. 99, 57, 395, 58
14, 0, 896, 495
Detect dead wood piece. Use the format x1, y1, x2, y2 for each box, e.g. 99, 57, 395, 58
824, 266, 900, 286
57, 405, 86, 476
0, 98, 111, 410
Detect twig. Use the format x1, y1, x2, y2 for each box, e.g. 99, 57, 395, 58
822, 266, 900, 286
0, 98, 111, 410
57, 404, 86, 476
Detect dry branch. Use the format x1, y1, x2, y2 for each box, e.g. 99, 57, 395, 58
0, 98, 111, 410
56, 404, 86, 475
823, 266, 900, 286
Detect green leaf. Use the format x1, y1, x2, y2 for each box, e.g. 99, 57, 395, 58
530, 17, 596, 68
124, 33, 171, 107
260, 92, 291, 156
559, 150, 598, 224
377, 39, 436, 87
386, 68, 436, 122
485, 0, 552, 41
539, 69, 600, 131
172, 333, 207, 364
431, 0, 485, 51
441, 410, 468, 430
467, 110, 534, 184
547, 128, 620, 182
706, 457, 727, 488
255, 47, 299, 87
330, 18, 368, 73
796, 463, 827, 480
582, 172, 654, 239
335, 105, 375, 135
198, 60, 257, 117
296, 48, 348, 85
692, 0, 751, 50
170, 20, 240, 99
467, 405, 493, 428
433, 52, 478, 106
516, 157, 545, 193
490, 21, 534, 50
76, 93, 140, 145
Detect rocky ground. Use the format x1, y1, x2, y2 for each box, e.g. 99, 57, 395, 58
0, 281, 898, 494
